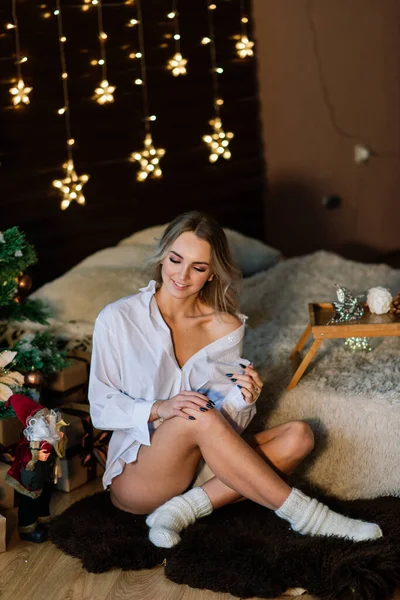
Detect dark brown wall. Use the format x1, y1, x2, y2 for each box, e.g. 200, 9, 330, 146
252, 0, 400, 263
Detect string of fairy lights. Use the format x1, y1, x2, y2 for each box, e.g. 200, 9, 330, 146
3, 0, 255, 209
235, 0, 254, 59
52, 0, 90, 210
128, 0, 165, 181
166, 1, 187, 77
8, 0, 31, 106
93, 0, 115, 104
202, 0, 234, 163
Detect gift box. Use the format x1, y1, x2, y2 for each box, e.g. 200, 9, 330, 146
43, 350, 91, 406
56, 453, 104, 493
56, 402, 108, 492
60, 402, 102, 449
0, 418, 22, 447
0, 513, 5, 553
0, 462, 15, 510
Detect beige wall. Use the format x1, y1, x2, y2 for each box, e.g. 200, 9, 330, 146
252, 0, 400, 261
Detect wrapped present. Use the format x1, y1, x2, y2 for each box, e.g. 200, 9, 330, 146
0, 513, 5, 553
56, 402, 109, 492
0, 418, 22, 447
56, 452, 104, 493
0, 461, 15, 510
43, 350, 90, 406
60, 403, 102, 449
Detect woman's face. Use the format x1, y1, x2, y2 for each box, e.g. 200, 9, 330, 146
161, 231, 213, 299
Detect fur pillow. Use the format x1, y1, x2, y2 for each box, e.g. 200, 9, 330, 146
31, 266, 148, 324
118, 224, 281, 277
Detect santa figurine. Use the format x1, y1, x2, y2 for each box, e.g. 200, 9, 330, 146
4, 394, 68, 543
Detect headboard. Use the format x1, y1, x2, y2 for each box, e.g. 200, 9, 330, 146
1, 0, 265, 290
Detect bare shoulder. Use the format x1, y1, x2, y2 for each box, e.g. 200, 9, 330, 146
209, 311, 242, 337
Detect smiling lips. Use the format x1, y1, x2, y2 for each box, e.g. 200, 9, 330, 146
172, 279, 189, 290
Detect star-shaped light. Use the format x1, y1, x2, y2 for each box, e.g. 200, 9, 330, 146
236, 35, 254, 58
53, 159, 90, 210
202, 117, 234, 163
94, 79, 116, 104
9, 79, 32, 106
167, 52, 187, 77
129, 134, 165, 181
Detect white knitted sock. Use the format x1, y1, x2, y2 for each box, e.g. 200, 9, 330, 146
146, 486, 213, 548
275, 488, 383, 542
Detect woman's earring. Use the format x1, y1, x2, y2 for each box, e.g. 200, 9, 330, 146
208, 274, 214, 282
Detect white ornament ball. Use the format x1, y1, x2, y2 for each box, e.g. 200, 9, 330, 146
366, 286, 393, 315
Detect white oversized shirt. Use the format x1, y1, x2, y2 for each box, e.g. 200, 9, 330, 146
89, 280, 257, 488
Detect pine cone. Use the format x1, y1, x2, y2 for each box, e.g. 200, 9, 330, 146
390, 292, 400, 317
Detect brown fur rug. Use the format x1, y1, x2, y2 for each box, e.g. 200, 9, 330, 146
49, 486, 400, 600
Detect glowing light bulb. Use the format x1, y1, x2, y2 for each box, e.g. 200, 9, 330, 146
53, 159, 90, 210
236, 35, 254, 58
202, 117, 234, 163
94, 79, 116, 104
9, 79, 32, 106
129, 134, 166, 181
167, 52, 187, 77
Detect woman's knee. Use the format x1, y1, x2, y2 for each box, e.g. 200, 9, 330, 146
283, 420, 314, 459
162, 405, 225, 436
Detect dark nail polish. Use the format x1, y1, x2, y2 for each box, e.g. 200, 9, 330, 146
206, 403, 214, 408
237, 385, 242, 389
239, 363, 246, 368
225, 373, 233, 377
189, 416, 196, 420
231, 378, 237, 382
208, 399, 215, 405
200, 407, 208, 412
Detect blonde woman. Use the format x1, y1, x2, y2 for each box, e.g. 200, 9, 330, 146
89, 211, 382, 548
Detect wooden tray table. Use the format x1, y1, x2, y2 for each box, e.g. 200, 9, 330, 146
288, 303, 400, 390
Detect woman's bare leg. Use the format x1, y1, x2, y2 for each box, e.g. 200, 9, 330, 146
111, 410, 305, 515
140, 409, 382, 546
203, 420, 314, 509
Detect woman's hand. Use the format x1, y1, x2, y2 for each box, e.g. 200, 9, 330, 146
153, 391, 214, 421
228, 363, 263, 404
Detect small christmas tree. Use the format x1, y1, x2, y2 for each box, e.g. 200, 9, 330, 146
0, 226, 50, 324
0, 227, 69, 417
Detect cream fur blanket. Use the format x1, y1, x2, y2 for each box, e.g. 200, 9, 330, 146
7, 250, 400, 500
240, 251, 400, 500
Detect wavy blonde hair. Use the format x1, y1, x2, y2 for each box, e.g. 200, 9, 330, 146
146, 211, 242, 315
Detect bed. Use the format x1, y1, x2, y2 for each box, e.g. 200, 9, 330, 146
4, 224, 400, 501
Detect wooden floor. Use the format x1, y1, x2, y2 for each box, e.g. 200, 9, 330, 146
1, 479, 399, 600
